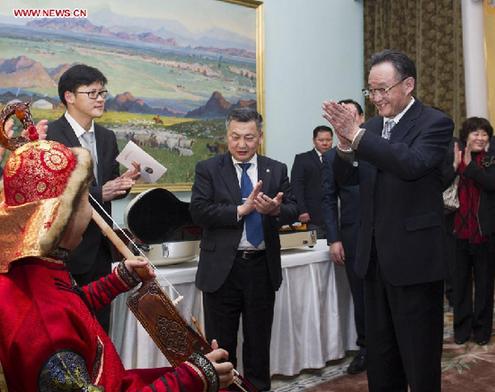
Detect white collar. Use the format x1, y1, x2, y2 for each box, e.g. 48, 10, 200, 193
64, 111, 95, 138
232, 154, 258, 168
383, 97, 415, 125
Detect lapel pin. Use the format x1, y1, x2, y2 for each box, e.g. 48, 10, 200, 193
266, 169, 270, 173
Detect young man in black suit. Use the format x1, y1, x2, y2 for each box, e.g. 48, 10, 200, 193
323, 50, 454, 391
190, 107, 298, 391
322, 99, 367, 375
47, 64, 139, 332
291, 125, 333, 237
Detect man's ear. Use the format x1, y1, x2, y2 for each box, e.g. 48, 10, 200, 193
404, 77, 415, 95
64, 90, 75, 105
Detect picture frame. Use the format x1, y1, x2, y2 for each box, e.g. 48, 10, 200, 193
0, 0, 264, 192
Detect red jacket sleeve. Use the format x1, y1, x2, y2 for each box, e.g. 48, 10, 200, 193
81, 263, 136, 311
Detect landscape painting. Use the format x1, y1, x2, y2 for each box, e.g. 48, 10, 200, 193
0, 0, 263, 190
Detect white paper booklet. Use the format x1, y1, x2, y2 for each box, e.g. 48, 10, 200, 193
116, 140, 167, 183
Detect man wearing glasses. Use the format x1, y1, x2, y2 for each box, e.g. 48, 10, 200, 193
323, 50, 453, 391
47, 64, 139, 332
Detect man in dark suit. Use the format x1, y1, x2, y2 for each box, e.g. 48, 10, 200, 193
291, 125, 332, 237
322, 99, 366, 375
323, 50, 454, 391
47, 64, 139, 332
190, 107, 298, 391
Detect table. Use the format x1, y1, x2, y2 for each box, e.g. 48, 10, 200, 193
110, 239, 357, 376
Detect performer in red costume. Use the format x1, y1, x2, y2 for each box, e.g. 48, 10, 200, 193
0, 137, 234, 391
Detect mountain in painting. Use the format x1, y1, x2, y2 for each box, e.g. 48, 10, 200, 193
0, 56, 56, 89
185, 91, 256, 119
27, 18, 177, 47
82, 9, 254, 52
105, 91, 179, 116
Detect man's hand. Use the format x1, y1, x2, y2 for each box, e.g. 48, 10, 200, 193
322, 101, 360, 144
34, 119, 48, 140
121, 161, 141, 181
254, 191, 283, 216
205, 342, 234, 389
298, 212, 310, 223
329, 241, 345, 265
124, 257, 155, 279
102, 176, 135, 201
237, 180, 262, 217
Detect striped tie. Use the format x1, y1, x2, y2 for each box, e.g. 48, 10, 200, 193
239, 163, 264, 247
381, 120, 396, 140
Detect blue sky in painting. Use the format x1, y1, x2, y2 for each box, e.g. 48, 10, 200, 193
1, 0, 255, 41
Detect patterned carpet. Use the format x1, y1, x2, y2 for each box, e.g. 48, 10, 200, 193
271, 309, 495, 392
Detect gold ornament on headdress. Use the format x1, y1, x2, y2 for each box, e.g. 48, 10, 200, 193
0, 101, 39, 151
0, 102, 92, 272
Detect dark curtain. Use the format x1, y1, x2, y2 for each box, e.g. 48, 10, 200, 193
364, 0, 465, 132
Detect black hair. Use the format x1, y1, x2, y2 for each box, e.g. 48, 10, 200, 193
312, 125, 333, 139
459, 117, 494, 143
225, 107, 263, 132
370, 49, 416, 81
338, 99, 364, 115
58, 64, 108, 106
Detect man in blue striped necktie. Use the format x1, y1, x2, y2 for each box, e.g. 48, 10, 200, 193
191, 108, 298, 391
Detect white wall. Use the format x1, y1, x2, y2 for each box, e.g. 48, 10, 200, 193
113, 0, 364, 223
262, 0, 364, 166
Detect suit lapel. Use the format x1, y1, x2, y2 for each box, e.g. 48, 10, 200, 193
389, 100, 422, 143
94, 124, 104, 185
310, 149, 322, 170
258, 155, 272, 194
59, 116, 82, 147
219, 154, 242, 203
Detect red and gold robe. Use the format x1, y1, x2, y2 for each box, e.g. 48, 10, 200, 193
0, 257, 215, 391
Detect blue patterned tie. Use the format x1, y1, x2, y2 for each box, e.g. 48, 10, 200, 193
381, 119, 396, 140
239, 163, 264, 247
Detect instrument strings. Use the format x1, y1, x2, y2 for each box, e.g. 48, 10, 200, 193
90, 194, 250, 392
89, 193, 183, 303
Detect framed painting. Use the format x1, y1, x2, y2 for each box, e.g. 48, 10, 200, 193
0, 0, 264, 191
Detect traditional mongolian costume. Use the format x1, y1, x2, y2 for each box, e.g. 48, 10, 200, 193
0, 136, 219, 391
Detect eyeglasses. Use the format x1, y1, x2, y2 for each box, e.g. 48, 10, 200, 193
75, 90, 109, 99
362, 77, 407, 98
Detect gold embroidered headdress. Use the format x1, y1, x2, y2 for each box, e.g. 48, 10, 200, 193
0, 102, 92, 272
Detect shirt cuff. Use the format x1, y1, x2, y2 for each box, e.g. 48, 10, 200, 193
336, 145, 355, 163
351, 128, 366, 150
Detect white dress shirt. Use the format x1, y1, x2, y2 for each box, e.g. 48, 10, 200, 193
64, 112, 97, 162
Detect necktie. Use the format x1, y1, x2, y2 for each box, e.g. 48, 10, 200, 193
381, 119, 396, 140
81, 132, 98, 183
239, 163, 264, 247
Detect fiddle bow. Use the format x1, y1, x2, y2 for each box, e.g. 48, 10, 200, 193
91, 191, 256, 392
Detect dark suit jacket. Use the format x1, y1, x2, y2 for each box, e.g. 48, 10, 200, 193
47, 116, 121, 274
291, 149, 324, 226
334, 100, 454, 286
190, 153, 298, 293
322, 148, 360, 259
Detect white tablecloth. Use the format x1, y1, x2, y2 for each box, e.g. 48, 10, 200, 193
110, 239, 357, 376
